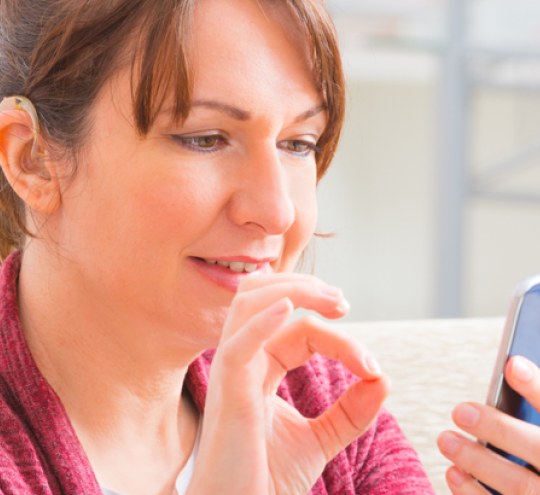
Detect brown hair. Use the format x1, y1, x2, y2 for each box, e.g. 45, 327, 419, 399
0, 0, 345, 260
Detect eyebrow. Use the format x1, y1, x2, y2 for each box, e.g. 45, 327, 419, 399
189, 99, 327, 123
293, 105, 327, 123
191, 100, 251, 121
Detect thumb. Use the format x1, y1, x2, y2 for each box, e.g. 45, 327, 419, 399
309, 376, 391, 463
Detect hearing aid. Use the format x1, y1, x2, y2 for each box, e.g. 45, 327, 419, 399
0, 95, 49, 178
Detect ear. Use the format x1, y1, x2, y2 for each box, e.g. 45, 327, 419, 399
0, 110, 61, 215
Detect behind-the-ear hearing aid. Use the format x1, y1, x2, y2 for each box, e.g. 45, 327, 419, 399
0, 95, 49, 178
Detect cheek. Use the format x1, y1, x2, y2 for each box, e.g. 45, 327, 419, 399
115, 171, 227, 265
59, 160, 232, 332
133, 179, 214, 242
296, 188, 318, 242
63, 152, 225, 275
281, 170, 318, 270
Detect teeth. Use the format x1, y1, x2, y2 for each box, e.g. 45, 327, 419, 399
203, 259, 259, 273
228, 261, 244, 273
244, 263, 257, 273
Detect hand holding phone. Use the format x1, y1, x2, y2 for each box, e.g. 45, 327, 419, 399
483, 275, 540, 493
437, 274, 540, 494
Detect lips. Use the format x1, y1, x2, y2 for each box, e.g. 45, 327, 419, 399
188, 256, 272, 292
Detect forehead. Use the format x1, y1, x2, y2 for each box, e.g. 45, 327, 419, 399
189, 0, 322, 118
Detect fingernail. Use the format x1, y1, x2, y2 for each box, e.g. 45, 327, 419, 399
447, 466, 468, 487
269, 298, 291, 316
319, 285, 342, 297
365, 354, 382, 375
512, 356, 533, 382
454, 403, 480, 427
438, 432, 461, 456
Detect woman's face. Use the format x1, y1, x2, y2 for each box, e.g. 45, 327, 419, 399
54, 0, 326, 349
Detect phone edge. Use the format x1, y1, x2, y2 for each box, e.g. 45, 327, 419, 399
479, 273, 540, 446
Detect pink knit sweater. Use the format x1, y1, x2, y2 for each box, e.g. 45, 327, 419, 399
0, 252, 435, 494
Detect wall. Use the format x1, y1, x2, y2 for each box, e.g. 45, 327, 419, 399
312, 72, 540, 321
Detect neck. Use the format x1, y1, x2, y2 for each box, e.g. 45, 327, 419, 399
17, 245, 201, 455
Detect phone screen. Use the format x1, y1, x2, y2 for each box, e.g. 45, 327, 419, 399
484, 284, 540, 493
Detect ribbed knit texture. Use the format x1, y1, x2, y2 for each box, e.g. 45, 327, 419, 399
0, 252, 435, 494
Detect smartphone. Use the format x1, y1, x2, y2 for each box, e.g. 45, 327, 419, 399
483, 274, 540, 494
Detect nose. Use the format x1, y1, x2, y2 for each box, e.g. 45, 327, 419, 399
227, 147, 295, 235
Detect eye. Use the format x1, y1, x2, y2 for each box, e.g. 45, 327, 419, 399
280, 139, 322, 157
171, 134, 227, 154
286, 140, 312, 153
184, 136, 219, 148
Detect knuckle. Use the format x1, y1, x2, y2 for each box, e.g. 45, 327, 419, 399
300, 314, 321, 328
490, 414, 510, 445
460, 454, 483, 478
219, 339, 242, 368
310, 415, 343, 462
342, 332, 360, 347
518, 472, 540, 495
288, 284, 307, 299
294, 273, 320, 285
293, 279, 321, 297
299, 315, 345, 338
305, 274, 323, 285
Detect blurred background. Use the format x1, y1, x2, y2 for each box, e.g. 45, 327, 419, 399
312, 0, 540, 321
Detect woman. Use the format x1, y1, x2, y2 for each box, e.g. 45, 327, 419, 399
0, 0, 433, 493
0, 0, 534, 494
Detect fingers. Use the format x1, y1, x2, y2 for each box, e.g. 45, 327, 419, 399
264, 316, 383, 381
264, 316, 390, 463
448, 401, 540, 472
438, 356, 540, 495
224, 279, 349, 339
309, 375, 391, 462
505, 356, 540, 413
437, 431, 540, 495
238, 273, 326, 292
444, 467, 490, 495
237, 274, 348, 320
445, 356, 540, 475
220, 298, 294, 368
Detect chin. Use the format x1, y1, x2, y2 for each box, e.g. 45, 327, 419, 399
176, 305, 229, 351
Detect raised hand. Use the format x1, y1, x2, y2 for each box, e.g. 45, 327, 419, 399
438, 356, 540, 494
186, 274, 390, 495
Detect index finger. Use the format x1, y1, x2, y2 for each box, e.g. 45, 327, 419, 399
451, 401, 540, 472
224, 280, 349, 339
264, 315, 382, 380
238, 272, 332, 293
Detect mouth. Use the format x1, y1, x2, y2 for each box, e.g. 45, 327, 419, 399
188, 256, 273, 292
200, 259, 259, 274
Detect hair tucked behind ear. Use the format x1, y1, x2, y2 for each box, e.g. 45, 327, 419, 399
0, 0, 345, 261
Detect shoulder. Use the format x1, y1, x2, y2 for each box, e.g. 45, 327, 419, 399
0, 376, 54, 494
